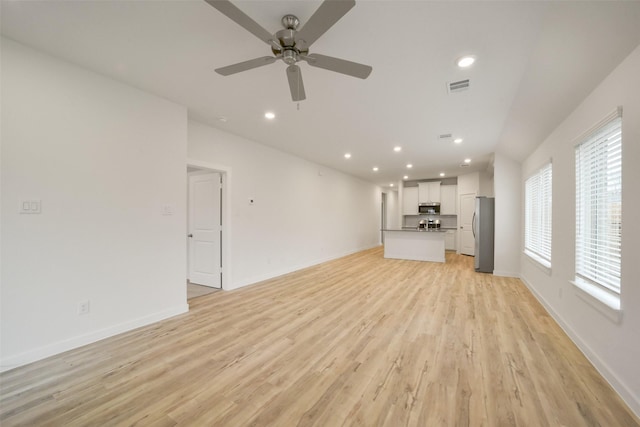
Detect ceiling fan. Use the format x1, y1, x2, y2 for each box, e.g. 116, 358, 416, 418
205, 0, 372, 101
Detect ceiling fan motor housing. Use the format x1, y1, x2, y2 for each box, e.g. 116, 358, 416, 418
273, 16, 309, 61
275, 28, 296, 48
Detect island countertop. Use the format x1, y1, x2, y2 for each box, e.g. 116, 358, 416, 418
382, 228, 447, 233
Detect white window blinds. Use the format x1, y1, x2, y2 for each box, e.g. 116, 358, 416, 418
525, 163, 552, 267
575, 113, 622, 294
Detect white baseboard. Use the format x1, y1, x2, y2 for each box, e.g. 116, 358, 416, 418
519, 275, 640, 418
0, 304, 189, 373
493, 270, 520, 278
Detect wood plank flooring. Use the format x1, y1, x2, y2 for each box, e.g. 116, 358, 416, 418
187, 282, 220, 300
1, 247, 638, 426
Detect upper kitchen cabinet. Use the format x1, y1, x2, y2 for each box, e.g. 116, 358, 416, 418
440, 185, 457, 215
402, 186, 419, 215
458, 171, 493, 198
418, 181, 441, 204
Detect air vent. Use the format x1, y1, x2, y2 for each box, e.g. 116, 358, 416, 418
438, 133, 453, 140
459, 163, 470, 168
448, 79, 470, 93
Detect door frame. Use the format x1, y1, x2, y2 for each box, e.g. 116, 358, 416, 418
380, 192, 387, 244
187, 159, 231, 291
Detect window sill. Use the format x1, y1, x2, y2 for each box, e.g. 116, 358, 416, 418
524, 250, 551, 275
571, 278, 622, 324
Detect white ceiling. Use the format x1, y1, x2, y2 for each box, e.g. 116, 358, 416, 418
3, 0, 640, 187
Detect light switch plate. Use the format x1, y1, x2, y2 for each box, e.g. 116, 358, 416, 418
30, 201, 41, 213
20, 200, 41, 214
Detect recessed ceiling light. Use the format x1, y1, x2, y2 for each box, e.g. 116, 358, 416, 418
390, 183, 394, 187
454, 138, 463, 144
393, 146, 402, 152
264, 112, 275, 120
344, 153, 351, 159
403, 175, 409, 180
464, 158, 471, 163
457, 55, 476, 68
372, 167, 379, 172
406, 164, 413, 169
440, 172, 445, 177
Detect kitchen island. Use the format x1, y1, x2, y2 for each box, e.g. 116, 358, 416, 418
382, 229, 446, 263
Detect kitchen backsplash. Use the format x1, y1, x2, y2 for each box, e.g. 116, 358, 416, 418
404, 215, 457, 229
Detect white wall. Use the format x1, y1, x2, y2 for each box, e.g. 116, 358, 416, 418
188, 120, 381, 290
1, 39, 188, 370
521, 44, 640, 416
493, 152, 521, 277
384, 189, 400, 230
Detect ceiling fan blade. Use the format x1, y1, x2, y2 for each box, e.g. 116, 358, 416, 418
303, 53, 372, 79
295, 0, 356, 49
286, 65, 306, 102
204, 0, 276, 47
215, 56, 277, 76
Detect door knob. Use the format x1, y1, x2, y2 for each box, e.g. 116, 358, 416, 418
188, 234, 193, 238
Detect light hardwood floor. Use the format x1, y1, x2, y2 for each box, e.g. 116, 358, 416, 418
1, 247, 638, 426
187, 282, 220, 300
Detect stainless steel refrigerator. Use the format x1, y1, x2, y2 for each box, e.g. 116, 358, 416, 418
473, 196, 495, 273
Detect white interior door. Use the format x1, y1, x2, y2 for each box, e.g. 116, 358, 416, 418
188, 172, 222, 288
460, 193, 476, 256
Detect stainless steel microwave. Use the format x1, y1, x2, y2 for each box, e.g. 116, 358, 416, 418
418, 203, 440, 215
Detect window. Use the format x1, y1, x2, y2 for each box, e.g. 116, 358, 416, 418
525, 162, 552, 268
575, 110, 622, 307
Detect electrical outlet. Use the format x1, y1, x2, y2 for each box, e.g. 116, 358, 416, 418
77, 300, 90, 315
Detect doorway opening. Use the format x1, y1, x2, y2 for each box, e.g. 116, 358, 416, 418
186, 161, 230, 297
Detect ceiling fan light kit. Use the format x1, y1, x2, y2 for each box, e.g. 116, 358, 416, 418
206, 0, 372, 102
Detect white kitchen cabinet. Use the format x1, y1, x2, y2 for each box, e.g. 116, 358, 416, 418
444, 230, 457, 250
402, 186, 419, 215
440, 185, 457, 215
418, 181, 441, 204
430, 182, 442, 203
